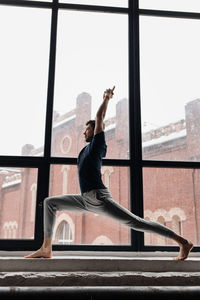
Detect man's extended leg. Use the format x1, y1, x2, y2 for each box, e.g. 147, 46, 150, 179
87, 188, 193, 260
25, 194, 87, 258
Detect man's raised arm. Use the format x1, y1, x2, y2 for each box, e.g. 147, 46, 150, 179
94, 86, 115, 135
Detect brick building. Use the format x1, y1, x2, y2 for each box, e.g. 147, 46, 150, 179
0, 94, 200, 247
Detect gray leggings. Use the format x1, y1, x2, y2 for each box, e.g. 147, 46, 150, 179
44, 188, 175, 239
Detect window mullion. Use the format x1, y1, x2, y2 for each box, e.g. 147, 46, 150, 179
44, 0, 58, 159
35, 0, 58, 245
129, 0, 144, 251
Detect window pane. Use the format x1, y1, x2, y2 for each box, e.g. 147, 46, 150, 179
59, 0, 128, 7
52, 10, 129, 159
139, 0, 200, 13
0, 167, 38, 239
140, 16, 200, 161
49, 165, 130, 245
0, 6, 51, 156
143, 168, 200, 246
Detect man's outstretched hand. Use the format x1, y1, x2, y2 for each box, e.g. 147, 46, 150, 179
103, 86, 115, 101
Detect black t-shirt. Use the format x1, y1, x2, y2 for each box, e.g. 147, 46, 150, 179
77, 131, 107, 193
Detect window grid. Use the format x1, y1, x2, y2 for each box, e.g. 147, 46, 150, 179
0, 0, 200, 253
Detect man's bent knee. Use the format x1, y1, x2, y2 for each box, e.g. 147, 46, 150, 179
44, 197, 54, 207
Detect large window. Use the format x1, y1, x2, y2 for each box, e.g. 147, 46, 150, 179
0, 167, 38, 239
0, 6, 51, 156
0, 0, 200, 254
53, 10, 128, 159
143, 168, 200, 246
140, 16, 200, 162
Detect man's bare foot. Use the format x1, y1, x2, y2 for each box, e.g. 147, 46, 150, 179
173, 240, 193, 261
24, 247, 52, 258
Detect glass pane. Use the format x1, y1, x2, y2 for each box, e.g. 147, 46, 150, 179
139, 0, 200, 13
59, 0, 128, 7
49, 165, 130, 245
0, 6, 51, 156
143, 168, 200, 246
0, 167, 38, 239
140, 16, 200, 161
52, 10, 129, 159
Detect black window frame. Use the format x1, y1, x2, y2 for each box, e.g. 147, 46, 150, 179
0, 0, 199, 254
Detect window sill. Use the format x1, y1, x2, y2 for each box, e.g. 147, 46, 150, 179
0, 251, 199, 272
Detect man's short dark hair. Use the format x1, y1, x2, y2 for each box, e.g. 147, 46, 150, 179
86, 120, 105, 130
86, 120, 96, 130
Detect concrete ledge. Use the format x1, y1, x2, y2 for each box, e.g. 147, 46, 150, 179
0, 255, 199, 288
0, 271, 200, 286
0, 256, 200, 272
1, 251, 200, 257
0, 286, 200, 299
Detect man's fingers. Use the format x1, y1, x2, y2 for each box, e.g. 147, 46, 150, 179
104, 86, 115, 100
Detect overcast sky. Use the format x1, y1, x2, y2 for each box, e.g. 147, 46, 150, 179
140, 15, 200, 131
0, 2, 200, 155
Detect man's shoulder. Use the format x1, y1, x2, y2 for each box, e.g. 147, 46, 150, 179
90, 131, 107, 158
93, 131, 105, 139
92, 131, 106, 145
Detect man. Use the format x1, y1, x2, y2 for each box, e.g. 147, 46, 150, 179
25, 86, 193, 260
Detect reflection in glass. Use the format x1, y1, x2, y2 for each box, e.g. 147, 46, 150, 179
0, 167, 38, 239
0, 6, 51, 156
52, 10, 129, 159
143, 168, 200, 246
139, 0, 200, 13
49, 165, 130, 245
140, 16, 200, 161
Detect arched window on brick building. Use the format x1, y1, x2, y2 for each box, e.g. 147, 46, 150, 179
3, 221, 18, 239
55, 220, 73, 245
92, 235, 113, 245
